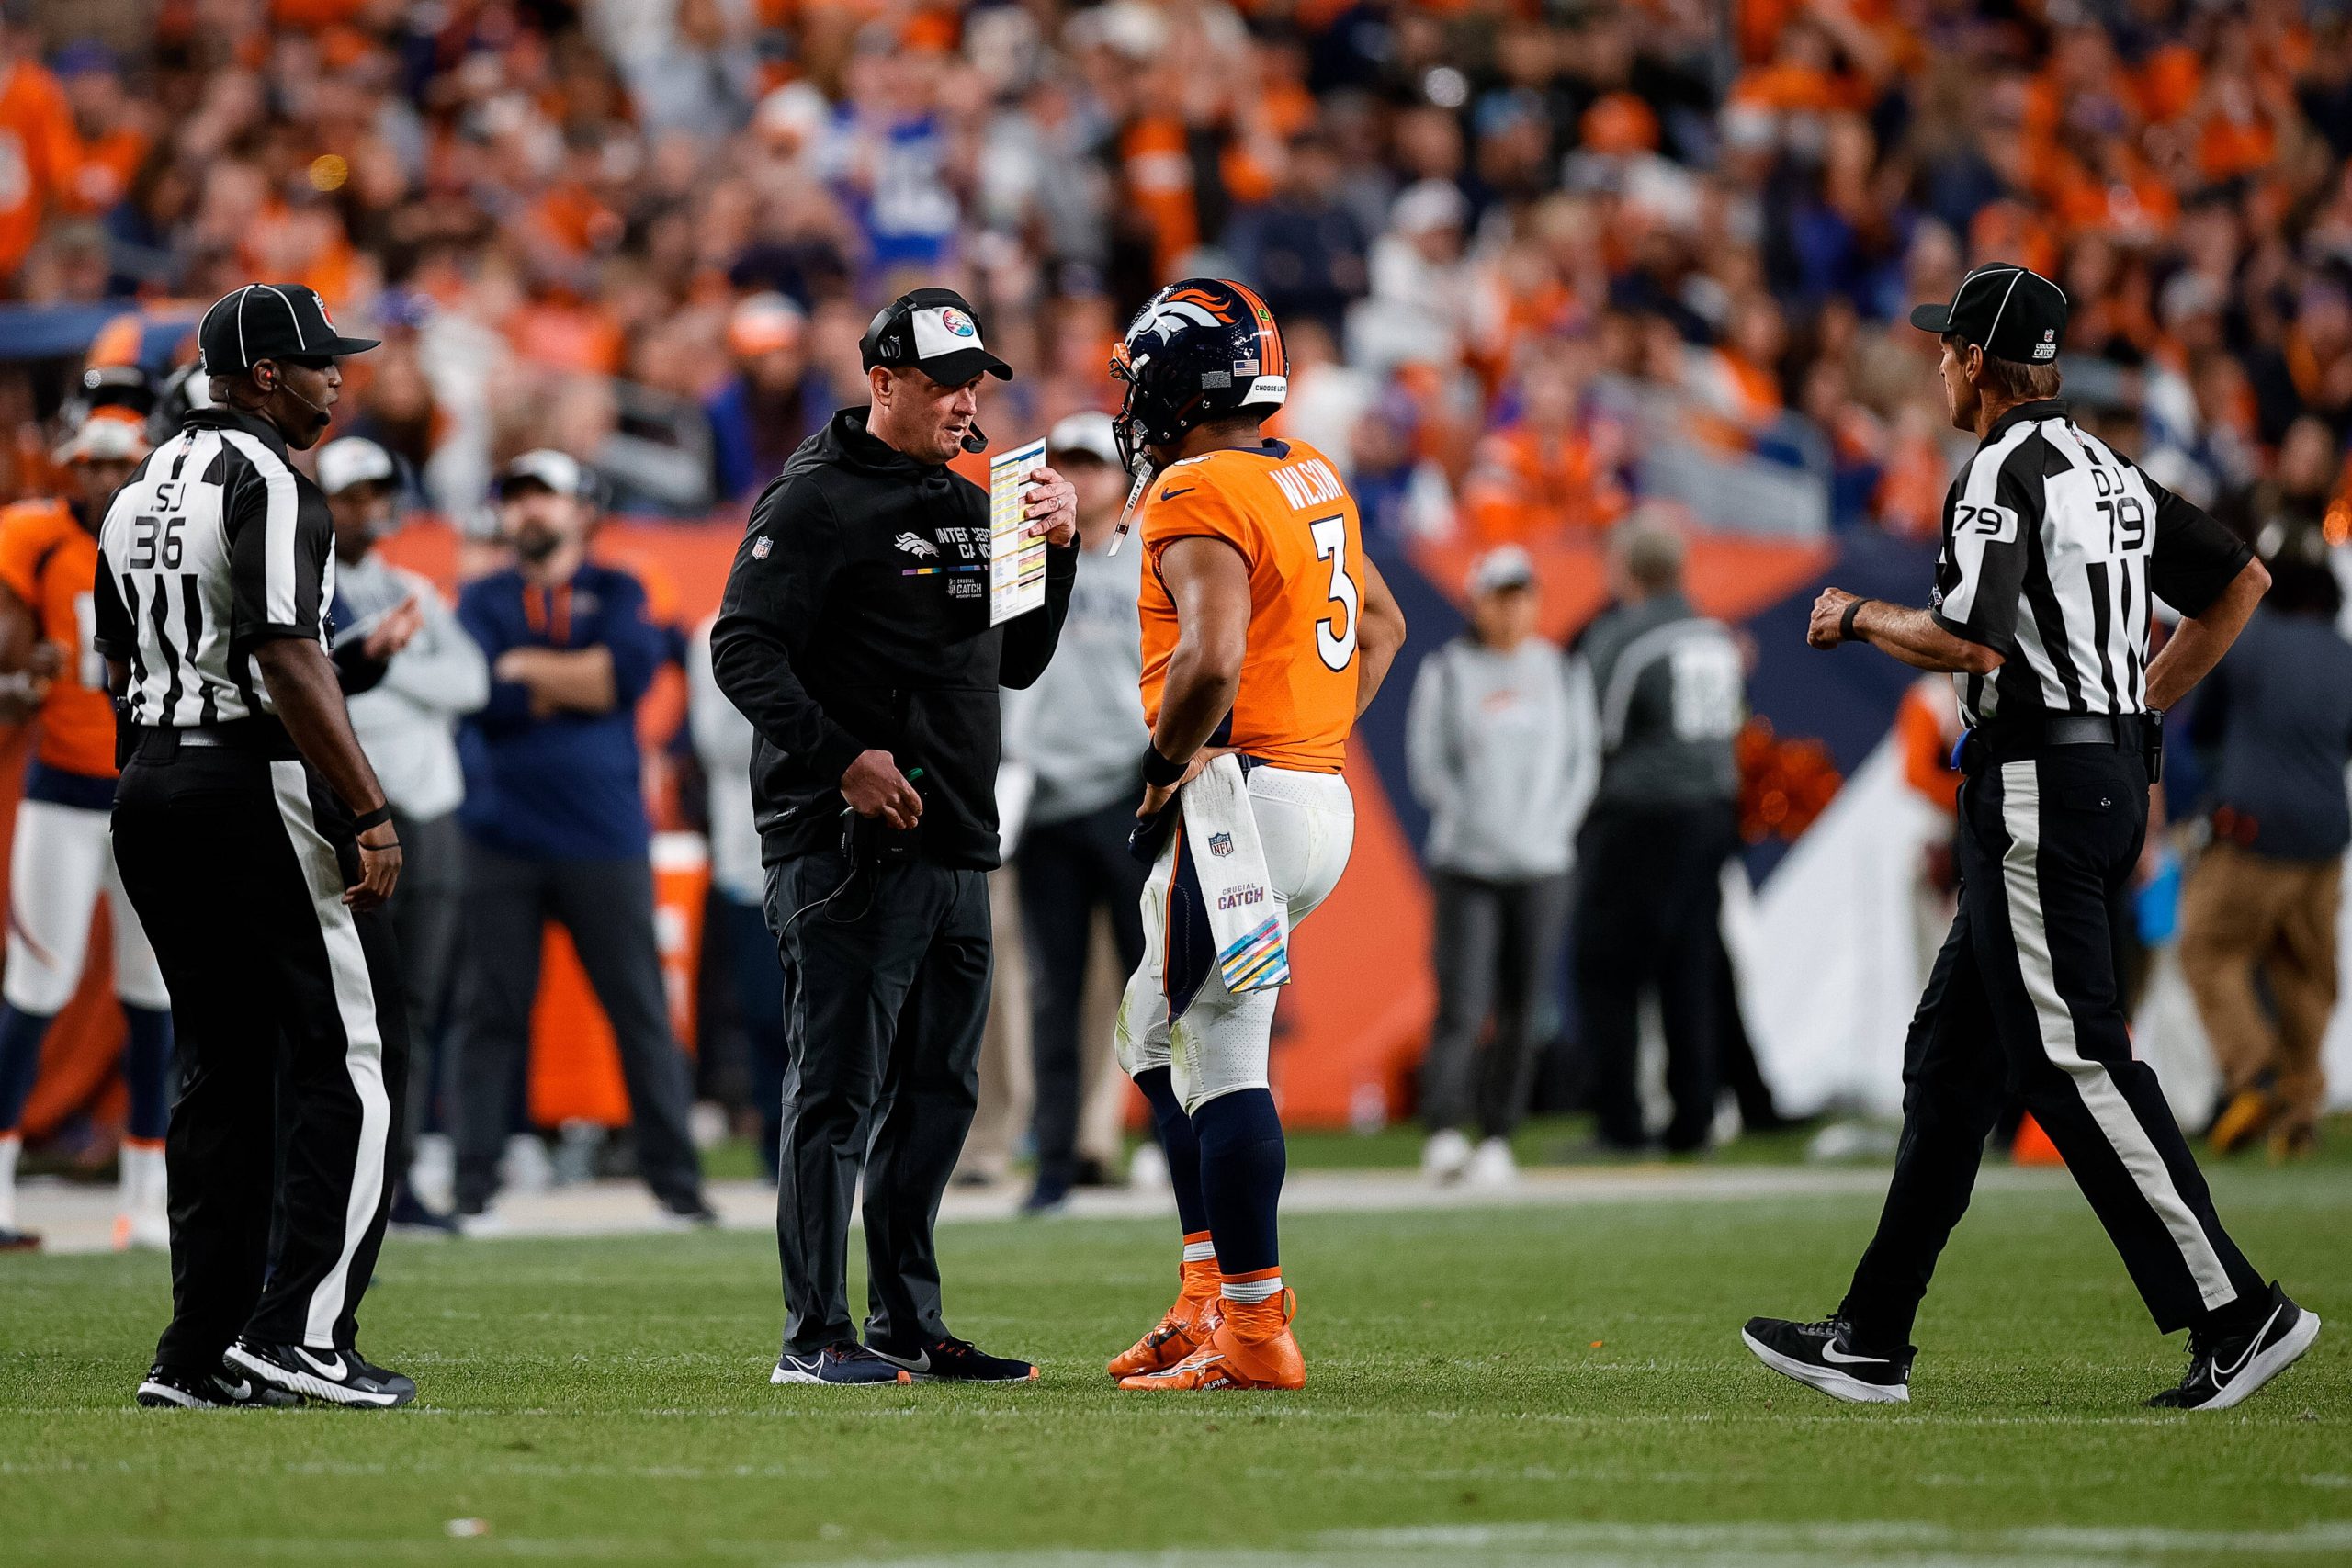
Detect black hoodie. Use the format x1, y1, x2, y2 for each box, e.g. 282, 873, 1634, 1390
710, 407, 1078, 869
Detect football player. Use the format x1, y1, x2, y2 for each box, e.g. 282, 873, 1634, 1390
0, 410, 175, 1251
1104, 279, 1408, 1390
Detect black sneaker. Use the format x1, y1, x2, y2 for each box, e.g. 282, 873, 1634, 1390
224, 1339, 417, 1407
866, 1334, 1039, 1383
661, 1195, 721, 1229
1020, 1174, 1071, 1216
2147, 1284, 2321, 1412
387, 1189, 460, 1235
0, 1224, 38, 1251
771, 1342, 912, 1386
136, 1362, 302, 1408
1742, 1315, 1914, 1404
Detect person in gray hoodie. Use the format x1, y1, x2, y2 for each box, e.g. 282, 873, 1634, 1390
319, 436, 490, 1229
1001, 412, 1154, 1213
1406, 545, 1596, 1186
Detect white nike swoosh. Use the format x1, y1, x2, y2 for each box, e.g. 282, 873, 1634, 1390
870, 1348, 931, 1373
293, 1348, 350, 1382
2213, 1304, 2285, 1383
1821, 1343, 1891, 1366
220, 1378, 254, 1400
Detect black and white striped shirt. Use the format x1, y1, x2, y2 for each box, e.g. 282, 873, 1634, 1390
93, 408, 334, 730
1929, 399, 2251, 728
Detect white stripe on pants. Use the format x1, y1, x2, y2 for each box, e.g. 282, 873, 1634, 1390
1996, 760, 2237, 1309
267, 761, 391, 1348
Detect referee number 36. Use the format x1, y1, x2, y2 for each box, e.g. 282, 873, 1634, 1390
127, 514, 188, 570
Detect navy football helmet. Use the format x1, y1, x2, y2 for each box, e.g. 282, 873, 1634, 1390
1110, 278, 1289, 472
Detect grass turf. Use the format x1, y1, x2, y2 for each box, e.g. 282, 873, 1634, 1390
2, 1163, 2347, 1566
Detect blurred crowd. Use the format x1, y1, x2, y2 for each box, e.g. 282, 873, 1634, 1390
2, 0, 2350, 542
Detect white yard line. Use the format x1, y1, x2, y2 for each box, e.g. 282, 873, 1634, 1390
5, 1163, 2067, 1257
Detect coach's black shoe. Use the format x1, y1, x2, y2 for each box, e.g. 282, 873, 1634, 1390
224, 1339, 417, 1407
866, 1333, 1040, 1383
0, 1224, 39, 1251
136, 1362, 301, 1408
1741, 1315, 1914, 1404
660, 1195, 721, 1229
387, 1189, 460, 1235
2147, 1285, 2321, 1412
771, 1342, 912, 1386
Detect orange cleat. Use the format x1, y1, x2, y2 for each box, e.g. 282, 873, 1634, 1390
1117, 1290, 1303, 1392
1107, 1262, 1224, 1380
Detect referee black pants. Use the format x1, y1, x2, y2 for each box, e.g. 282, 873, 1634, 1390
1840, 745, 2267, 1347
765, 850, 989, 1357
112, 744, 409, 1371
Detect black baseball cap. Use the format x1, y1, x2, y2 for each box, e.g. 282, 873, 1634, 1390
860, 288, 1012, 385
1909, 263, 2067, 366
198, 283, 379, 375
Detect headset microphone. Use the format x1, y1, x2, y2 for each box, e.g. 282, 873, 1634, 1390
961, 423, 989, 456
262, 367, 334, 432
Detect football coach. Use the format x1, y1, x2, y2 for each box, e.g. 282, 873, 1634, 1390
712, 288, 1078, 1386
1743, 263, 2319, 1412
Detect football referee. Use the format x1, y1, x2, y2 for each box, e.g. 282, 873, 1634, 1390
1742, 263, 2321, 1412
100, 284, 418, 1410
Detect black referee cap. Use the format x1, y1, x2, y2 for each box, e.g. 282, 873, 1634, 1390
1910, 263, 2068, 366
860, 288, 1012, 385
198, 284, 379, 375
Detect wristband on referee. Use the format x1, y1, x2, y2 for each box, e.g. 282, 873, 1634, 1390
1838, 597, 1873, 643
353, 804, 395, 835
1141, 744, 1191, 789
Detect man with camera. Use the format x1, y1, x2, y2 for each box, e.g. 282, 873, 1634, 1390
712, 288, 1078, 1387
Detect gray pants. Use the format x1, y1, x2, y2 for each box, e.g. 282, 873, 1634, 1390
448, 837, 704, 1214
387, 807, 462, 1190
1420, 871, 1570, 1140
766, 850, 989, 1356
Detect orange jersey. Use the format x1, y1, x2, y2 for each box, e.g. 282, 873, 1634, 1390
0, 499, 116, 777
1138, 439, 1363, 773
0, 61, 83, 279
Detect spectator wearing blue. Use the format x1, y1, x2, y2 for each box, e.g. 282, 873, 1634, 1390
447, 450, 711, 1226
707, 293, 821, 502
2179, 509, 2352, 1164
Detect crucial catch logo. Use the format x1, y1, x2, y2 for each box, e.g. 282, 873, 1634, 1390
895, 533, 940, 559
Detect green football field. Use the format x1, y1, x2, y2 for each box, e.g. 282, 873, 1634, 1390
3, 1159, 2348, 1567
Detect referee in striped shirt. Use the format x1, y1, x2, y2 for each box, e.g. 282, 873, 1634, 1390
1742, 263, 2321, 1412
98, 285, 418, 1410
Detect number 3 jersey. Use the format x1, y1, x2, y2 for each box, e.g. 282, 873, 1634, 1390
0, 497, 117, 779
1136, 437, 1363, 774
95, 408, 337, 734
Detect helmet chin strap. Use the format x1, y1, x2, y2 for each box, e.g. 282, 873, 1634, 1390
1105, 462, 1152, 558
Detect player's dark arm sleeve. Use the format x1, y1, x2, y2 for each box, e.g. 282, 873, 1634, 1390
227, 465, 332, 656
2144, 475, 2255, 617
1928, 468, 2035, 652
709, 477, 865, 784
998, 538, 1080, 690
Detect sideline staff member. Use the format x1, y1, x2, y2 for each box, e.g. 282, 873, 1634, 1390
1744, 264, 2317, 1413
713, 288, 1078, 1387
102, 284, 417, 1409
